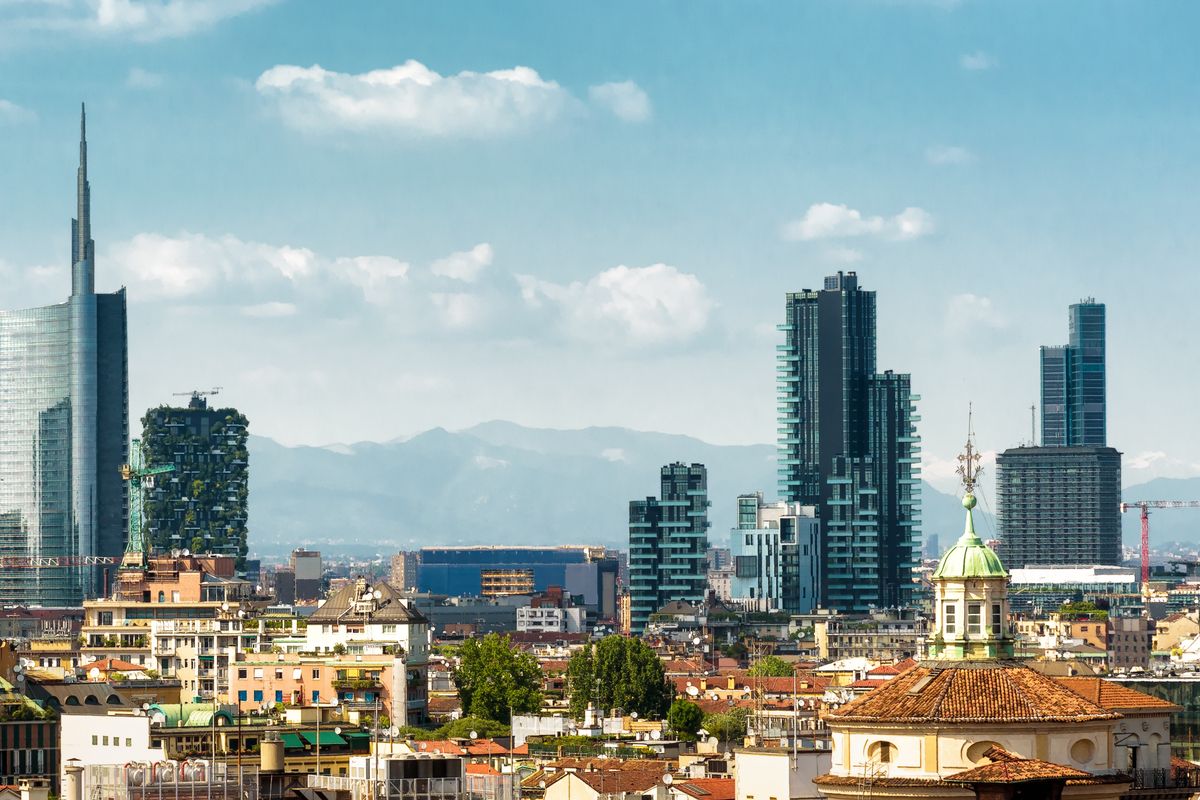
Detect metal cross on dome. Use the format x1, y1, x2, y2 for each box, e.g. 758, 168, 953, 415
956, 404, 982, 494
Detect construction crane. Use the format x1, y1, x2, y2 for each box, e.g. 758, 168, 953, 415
0, 555, 117, 568
120, 438, 176, 568
1120, 501, 1200, 586
173, 386, 222, 409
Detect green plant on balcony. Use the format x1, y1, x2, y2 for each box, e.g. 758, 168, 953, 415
103, 636, 119, 648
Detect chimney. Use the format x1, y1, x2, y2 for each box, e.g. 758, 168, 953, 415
62, 764, 83, 800
19, 778, 50, 800
260, 731, 284, 773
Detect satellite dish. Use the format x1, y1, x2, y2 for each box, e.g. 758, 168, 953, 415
12, 664, 22, 674
390, 726, 400, 738
662, 774, 673, 785
141, 702, 151, 711
334, 727, 342, 735
692, 637, 701, 646
373, 589, 383, 599
631, 712, 638, 720
686, 686, 700, 697
650, 730, 661, 740
221, 603, 230, 612
182, 549, 190, 556
469, 730, 478, 739
743, 686, 751, 693
697, 728, 709, 738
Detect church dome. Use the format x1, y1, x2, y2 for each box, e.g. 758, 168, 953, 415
932, 493, 1008, 581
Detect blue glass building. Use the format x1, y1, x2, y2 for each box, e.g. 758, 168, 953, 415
776, 272, 921, 613
0, 107, 129, 605
628, 462, 710, 635
1041, 299, 1106, 447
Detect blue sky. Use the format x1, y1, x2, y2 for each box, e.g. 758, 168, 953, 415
1, 1, 1198, 492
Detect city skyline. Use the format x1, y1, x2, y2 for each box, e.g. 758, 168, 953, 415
3, 3, 1200, 495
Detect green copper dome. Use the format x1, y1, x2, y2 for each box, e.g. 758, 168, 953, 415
932, 493, 1008, 580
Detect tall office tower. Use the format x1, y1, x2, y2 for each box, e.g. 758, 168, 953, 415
141, 392, 249, 566
728, 492, 819, 613
777, 272, 921, 613
1041, 300, 1106, 447
0, 107, 128, 605
995, 446, 1122, 567
628, 463, 710, 634
291, 548, 323, 601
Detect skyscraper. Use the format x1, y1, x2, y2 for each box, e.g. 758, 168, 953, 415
777, 272, 920, 613
994, 446, 1122, 567
141, 392, 249, 566
628, 462, 710, 634
1041, 299, 1106, 447
0, 107, 129, 605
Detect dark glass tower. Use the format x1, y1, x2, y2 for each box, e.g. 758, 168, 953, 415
777, 272, 920, 613
1040, 300, 1106, 447
0, 106, 129, 605
628, 462, 710, 635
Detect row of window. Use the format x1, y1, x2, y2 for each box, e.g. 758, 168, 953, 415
91, 735, 135, 747
943, 603, 1003, 636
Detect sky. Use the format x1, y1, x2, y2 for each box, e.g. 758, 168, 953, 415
2, 0, 1199, 494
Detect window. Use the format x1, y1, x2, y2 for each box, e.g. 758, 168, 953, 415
312, 669, 320, 679
253, 668, 263, 679
275, 690, 283, 703
293, 668, 302, 680
869, 741, 896, 763
103, 736, 109, 746
944, 603, 957, 635
253, 690, 263, 703
126, 738, 132, 747
274, 669, 283, 680
991, 604, 1002, 635
238, 690, 247, 702
238, 669, 247, 679
92, 735, 98, 745
967, 604, 982, 635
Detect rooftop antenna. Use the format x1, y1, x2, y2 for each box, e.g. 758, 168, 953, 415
1029, 404, 1036, 447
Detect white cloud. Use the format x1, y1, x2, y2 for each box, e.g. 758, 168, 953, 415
330, 255, 410, 304
430, 292, 484, 329
782, 203, 935, 242
431, 243, 493, 283
922, 449, 997, 494
2, 0, 275, 42
255, 60, 577, 137
517, 263, 713, 348
588, 81, 652, 122
960, 51, 995, 70
126, 67, 165, 88
925, 145, 975, 166
1127, 451, 1168, 471
600, 448, 627, 462
0, 99, 36, 125
945, 293, 1007, 338
241, 301, 297, 318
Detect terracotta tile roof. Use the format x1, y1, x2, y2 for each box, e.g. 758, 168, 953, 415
1054, 677, 1181, 712
671, 778, 733, 800
825, 661, 1120, 724
867, 664, 903, 676
571, 771, 663, 794
813, 775, 949, 788
944, 746, 1090, 784
83, 658, 143, 672
539, 660, 571, 673
465, 763, 501, 776
467, 739, 509, 755
409, 740, 466, 755
426, 696, 461, 712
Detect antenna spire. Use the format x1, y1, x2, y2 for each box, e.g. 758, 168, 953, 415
71, 102, 94, 295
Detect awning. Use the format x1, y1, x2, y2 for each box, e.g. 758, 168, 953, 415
280, 732, 306, 750
301, 731, 346, 746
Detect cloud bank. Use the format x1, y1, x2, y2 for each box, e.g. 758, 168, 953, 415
2, 0, 275, 42
782, 203, 934, 242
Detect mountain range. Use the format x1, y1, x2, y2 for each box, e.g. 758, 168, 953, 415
245, 421, 989, 558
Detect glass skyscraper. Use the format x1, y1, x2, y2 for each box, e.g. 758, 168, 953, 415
1040, 299, 1106, 447
777, 272, 921, 613
628, 462, 710, 635
0, 107, 129, 605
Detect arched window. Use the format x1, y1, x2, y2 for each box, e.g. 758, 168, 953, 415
966, 741, 1003, 764
868, 741, 897, 764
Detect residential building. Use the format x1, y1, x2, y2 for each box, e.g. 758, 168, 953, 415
1041, 299, 1107, 447
0, 682, 58, 791
995, 446, 1122, 567
517, 587, 586, 634
140, 392, 249, 565
776, 271, 921, 612
1107, 614, 1153, 671
304, 578, 429, 724
734, 747, 830, 800
390, 551, 418, 591
813, 607, 930, 662
727, 492, 818, 613
291, 548, 323, 601
415, 546, 617, 617
0, 107, 128, 606
1007, 565, 1137, 615
629, 463, 710, 635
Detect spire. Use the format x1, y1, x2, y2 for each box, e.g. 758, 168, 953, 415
72, 102, 94, 295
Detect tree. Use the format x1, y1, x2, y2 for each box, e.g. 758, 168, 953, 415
453, 633, 543, 723
667, 699, 703, 741
436, 715, 511, 740
701, 707, 749, 744
567, 635, 671, 720
746, 655, 794, 677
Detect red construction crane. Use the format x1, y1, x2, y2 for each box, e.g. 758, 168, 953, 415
1120, 501, 1200, 585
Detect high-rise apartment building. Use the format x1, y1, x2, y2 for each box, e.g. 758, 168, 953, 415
390, 551, 419, 591
141, 392, 249, 565
728, 492, 819, 613
1041, 300, 1106, 447
628, 462, 710, 634
777, 272, 920, 612
0, 107, 128, 605
995, 446, 1122, 567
